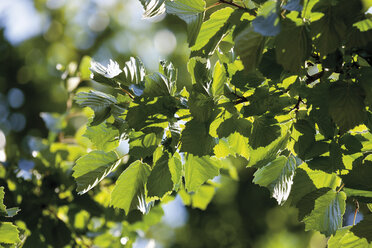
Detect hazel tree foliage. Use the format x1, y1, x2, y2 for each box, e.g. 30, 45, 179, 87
69, 0, 372, 246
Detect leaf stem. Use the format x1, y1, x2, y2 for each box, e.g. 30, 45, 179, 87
336, 183, 344, 193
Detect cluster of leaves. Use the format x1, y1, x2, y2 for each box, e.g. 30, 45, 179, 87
0, 60, 167, 247
0, 187, 20, 247
68, 0, 372, 246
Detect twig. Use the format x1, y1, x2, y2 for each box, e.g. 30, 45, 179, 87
120, 88, 134, 99
232, 91, 248, 105
291, 97, 303, 112
206, 2, 222, 10
219, 0, 257, 16
306, 70, 324, 84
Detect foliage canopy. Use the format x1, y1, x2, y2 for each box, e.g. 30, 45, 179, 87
2, 0, 372, 247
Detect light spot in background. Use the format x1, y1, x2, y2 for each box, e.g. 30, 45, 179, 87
46, 0, 66, 10
0, 130, 6, 149
88, 11, 110, 32
154, 29, 177, 56
0, 150, 5, 162
0, 105, 9, 122
9, 113, 26, 132
161, 195, 188, 228
94, 0, 118, 8
7, 88, 25, 109
17, 159, 35, 180
120, 237, 129, 245
116, 139, 130, 156
0, 0, 48, 45
133, 238, 156, 248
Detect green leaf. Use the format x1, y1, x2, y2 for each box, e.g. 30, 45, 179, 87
75, 90, 124, 126
343, 188, 372, 198
342, 160, 372, 191
217, 116, 252, 138
253, 154, 301, 205
129, 131, 162, 159
73, 151, 121, 194
234, 26, 266, 71
180, 119, 215, 156
275, 20, 311, 72
187, 56, 211, 85
110, 160, 151, 215
301, 189, 346, 236
328, 226, 371, 248
247, 128, 290, 168
329, 82, 366, 133
0, 222, 20, 244
5, 208, 20, 218
211, 61, 226, 97
120, 56, 146, 87
0, 187, 6, 216
191, 7, 234, 54
78, 55, 92, 80
143, 72, 176, 97
179, 184, 216, 210
249, 115, 281, 149
165, 0, 205, 46
147, 153, 173, 198
188, 90, 215, 122
84, 122, 119, 152
351, 214, 372, 242
311, 4, 347, 55
289, 164, 342, 205
168, 154, 183, 189
138, 0, 166, 19
89, 59, 122, 87
190, 185, 215, 210
184, 155, 220, 192
353, 18, 372, 32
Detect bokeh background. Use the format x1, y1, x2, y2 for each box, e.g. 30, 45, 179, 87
0, 0, 358, 247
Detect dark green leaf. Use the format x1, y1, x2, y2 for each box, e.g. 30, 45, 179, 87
75, 90, 124, 126
129, 131, 162, 159
351, 214, 372, 242
275, 20, 311, 72
234, 26, 266, 71
217, 116, 252, 138
180, 119, 215, 156
249, 115, 281, 149
143, 72, 176, 97
311, 4, 347, 55
147, 153, 173, 198
247, 128, 290, 168
329, 82, 366, 133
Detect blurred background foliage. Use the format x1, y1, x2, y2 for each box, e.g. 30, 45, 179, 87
0, 0, 329, 247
